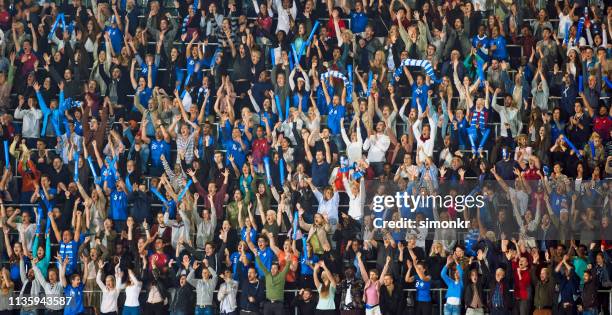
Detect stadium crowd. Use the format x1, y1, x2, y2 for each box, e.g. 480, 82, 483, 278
0, 0, 610, 314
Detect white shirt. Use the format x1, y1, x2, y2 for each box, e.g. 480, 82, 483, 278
340, 123, 363, 165
314, 190, 340, 225
96, 271, 120, 313
217, 280, 238, 313
412, 119, 437, 164
343, 178, 365, 220
273, 0, 297, 34
363, 133, 390, 163
122, 278, 142, 307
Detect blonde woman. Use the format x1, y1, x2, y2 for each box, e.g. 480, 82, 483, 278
96, 260, 121, 315
0, 267, 13, 313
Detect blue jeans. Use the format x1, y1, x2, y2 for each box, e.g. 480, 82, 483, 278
122, 306, 141, 315
444, 304, 461, 315
583, 308, 598, 315
195, 306, 213, 315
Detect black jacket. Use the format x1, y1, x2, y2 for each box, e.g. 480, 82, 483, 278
580, 279, 599, 309
169, 283, 196, 314
463, 260, 489, 309
380, 283, 404, 315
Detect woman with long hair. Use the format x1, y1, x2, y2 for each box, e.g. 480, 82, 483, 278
0, 267, 13, 314
314, 260, 337, 314
119, 268, 142, 315
406, 260, 432, 315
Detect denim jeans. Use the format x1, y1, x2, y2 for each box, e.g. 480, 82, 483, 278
195, 306, 214, 315
444, 304, 461, 315
122, 306, 141, 315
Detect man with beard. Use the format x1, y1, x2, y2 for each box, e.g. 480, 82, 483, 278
239, 267, 265, 314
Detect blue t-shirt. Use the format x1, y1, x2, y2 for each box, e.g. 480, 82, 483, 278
104, 26, 123, 55
326, 103, 345, 135
410, 83, 429, 112
137, 87, 153, 109
240, 226, 258, 243
230, 251, 253, 280
110, 190, 128, 220
490, 36, 508, 60
299, 253, 319, 276
311, 161, 330, 187
350, 11, 368, 34
101, 165, 117, 188
225, 140, 247, 169
415, 275, 432, 302
255, 247, 275, 278
64, 284, 84, 315
150, 139, 171, 167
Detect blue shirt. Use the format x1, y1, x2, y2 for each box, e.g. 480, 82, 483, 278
472, 35, 490, 61
299, 253, 319, 276
230, 252, 253, 280
441, 265, 463, 300
104, 26, 123, 55
137, 87, 153, 109
490, 36, 508, 60
410, 83, 429, 112
110, 190, 128, 220
255, 247, 275, 278
326, 103, 345, 135
64, 284, 84, 315
350, 11, 368, 33
241, 226, 258, 243
311, 161, 330, 187
150, 139, 171, 167
225, 140, 247, 169
59, 240, 79, 276
415, 275, 431, 302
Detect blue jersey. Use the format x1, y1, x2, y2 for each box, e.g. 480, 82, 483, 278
186, 57, 199, 76
415, 275, 432, 302
137, 87, 153, 109
299, 253, 319, 276
241, 226, 258, 243
101, 165, 117, 188
225, 140, 247, 169
490, 36, 508, 60
150, 139, 171, 167
472, 35, 490, 60
411, 83, 429, 112
59, 240, 79, 276
350, 11, 368, 34
39, 187, 57, 211
64, 284, 84, 315
110, 190, 128, 220
255, 247, 275, 278
105, 26, 123, 55
230, 252, 253, 280
326, 103, 345, 135
73, 121, 83, 136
